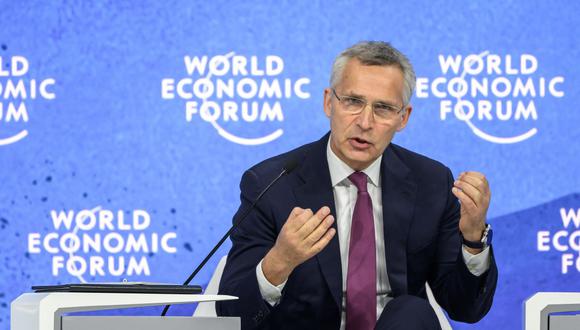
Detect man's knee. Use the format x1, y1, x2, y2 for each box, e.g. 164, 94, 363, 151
375, 295, 441, 330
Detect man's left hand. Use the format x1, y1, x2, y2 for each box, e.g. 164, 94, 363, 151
452, 171, 491, 253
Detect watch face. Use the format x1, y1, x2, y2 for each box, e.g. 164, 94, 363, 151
486, 227, 493, 245
481, 224, 492, 246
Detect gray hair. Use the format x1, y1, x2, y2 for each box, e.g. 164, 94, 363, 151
330, 41, 416, 106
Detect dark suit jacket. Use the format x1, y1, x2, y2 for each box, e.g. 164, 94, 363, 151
217, 133, 497, 330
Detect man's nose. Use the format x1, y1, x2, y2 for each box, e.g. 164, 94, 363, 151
356, 104, 374, 129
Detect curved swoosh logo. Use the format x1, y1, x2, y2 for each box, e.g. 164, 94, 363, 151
199, 51, 284, 146
455, 51, 537, 144
0, 130, 29, 146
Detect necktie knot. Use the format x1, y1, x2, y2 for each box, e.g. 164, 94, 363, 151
349, 171, 368, 193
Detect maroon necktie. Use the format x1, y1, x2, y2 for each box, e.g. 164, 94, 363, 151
346, 171, 376, 330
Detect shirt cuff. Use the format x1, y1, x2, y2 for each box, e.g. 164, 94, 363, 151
462, 245, 491, 276
256, 258, 286, 306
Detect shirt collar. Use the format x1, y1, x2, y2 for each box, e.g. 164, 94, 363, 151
326, 137, 382, 188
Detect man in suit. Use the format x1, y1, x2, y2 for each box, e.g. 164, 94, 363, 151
217, 41, 497, 330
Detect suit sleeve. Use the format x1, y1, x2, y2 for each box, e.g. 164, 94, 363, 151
427, 168, 498, 323
216, 169, 279, 329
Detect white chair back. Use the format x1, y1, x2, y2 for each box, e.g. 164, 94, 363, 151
193, 255, 228, 317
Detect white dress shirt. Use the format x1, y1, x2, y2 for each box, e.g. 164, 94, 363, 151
256, 140, 491, 329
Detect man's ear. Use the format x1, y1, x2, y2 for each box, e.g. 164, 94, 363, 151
396, 105, 413, 132
323, 88, 332, 118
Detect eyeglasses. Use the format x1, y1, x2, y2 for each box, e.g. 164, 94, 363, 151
331, 89, 405, 121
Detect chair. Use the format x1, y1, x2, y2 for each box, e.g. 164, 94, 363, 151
194, 255, 229, 317
195, 256, 452, 329
524, 292, 580, 330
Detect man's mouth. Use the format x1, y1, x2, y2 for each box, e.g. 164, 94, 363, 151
349, 137, 372, 149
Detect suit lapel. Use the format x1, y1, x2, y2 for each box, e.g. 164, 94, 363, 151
293, 134, 342, 308
381, 146, 417, 296
291, 136, 417, 305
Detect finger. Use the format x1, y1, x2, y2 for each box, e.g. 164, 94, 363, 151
453, 180, 481, 207
460, 171, 485, 181
309, 227, 336, 256
297, 206, 331, 237
460, 172, 490, 193
285, 207, 311, 232
456, 176, 485, 198
457, 174, 484, 192
452, 186, 477, 210
461, 172, 491, 202
304, 215, 335, 246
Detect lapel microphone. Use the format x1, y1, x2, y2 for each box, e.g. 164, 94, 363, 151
161, 159, 299, 316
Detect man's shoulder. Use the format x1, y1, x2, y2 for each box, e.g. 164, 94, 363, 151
247, 138, 322, 177
388, 143, 451, 177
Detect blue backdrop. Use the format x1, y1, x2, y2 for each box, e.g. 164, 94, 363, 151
1, 1, 579, 328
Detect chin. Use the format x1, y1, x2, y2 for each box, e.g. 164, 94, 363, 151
347, 150, 375, 162
344, 155, 374, 170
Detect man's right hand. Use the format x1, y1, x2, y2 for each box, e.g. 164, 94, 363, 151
261, 206, 336, 286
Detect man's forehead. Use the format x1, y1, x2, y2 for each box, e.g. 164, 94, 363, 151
337, 60, 405, 102
340, 59, 404, 83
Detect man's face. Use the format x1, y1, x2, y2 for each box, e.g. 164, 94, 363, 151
323, 59, 412, 171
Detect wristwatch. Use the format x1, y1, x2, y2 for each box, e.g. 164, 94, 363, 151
461, 223, 492, 249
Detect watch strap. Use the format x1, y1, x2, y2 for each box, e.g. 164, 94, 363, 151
461, 224, 492, 249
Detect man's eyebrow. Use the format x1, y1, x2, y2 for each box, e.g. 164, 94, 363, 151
343, 92, 365, 99
344, 91, 400, 106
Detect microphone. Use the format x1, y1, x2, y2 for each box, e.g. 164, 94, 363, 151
161, 159, 299, 316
